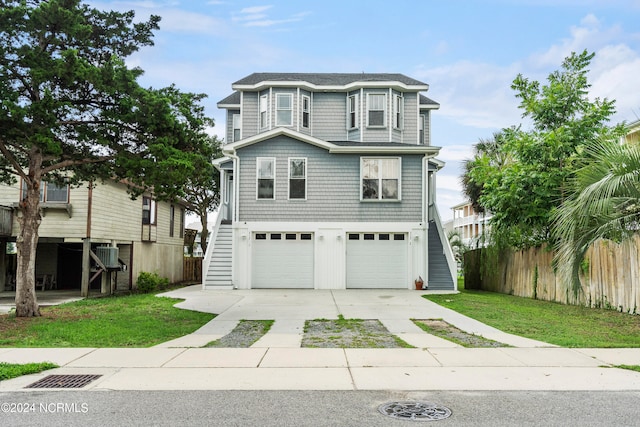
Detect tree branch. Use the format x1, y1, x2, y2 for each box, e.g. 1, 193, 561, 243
0, 138, 29, 182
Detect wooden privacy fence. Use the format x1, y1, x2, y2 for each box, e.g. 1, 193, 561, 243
464, 235, 640, 314
183, 257, 203, 282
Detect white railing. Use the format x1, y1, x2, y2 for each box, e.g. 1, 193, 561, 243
201, 209, 222, 288
432, 205, 458, 290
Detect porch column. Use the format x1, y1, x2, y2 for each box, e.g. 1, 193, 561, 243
81, 238, 91, 297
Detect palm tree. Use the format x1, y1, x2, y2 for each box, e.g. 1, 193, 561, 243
553, 134, 640, 299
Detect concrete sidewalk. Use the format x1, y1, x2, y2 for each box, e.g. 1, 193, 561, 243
1, 286, 639, 391
1, 346, 640, 391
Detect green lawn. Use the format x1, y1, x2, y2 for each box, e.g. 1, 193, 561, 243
0, 362, 58, 380
424, 289, 640, 347
0, 293, 215, 347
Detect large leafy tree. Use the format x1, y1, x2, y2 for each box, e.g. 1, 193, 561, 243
465, 50, 622, 248
553, 133, 640, 298
183, 135, 223, 254
0, 0, 213, 317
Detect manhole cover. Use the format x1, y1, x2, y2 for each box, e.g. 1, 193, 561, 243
25, 374, 102, 389
378, 401, 452, 422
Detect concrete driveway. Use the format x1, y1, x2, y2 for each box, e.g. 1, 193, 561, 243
156, 285, 551, 348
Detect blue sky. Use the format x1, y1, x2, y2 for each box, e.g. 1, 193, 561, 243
89, 0, 640, 221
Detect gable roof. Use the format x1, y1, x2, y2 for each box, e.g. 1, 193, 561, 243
222, 128, 441, 155
231, 73, 429, 92
217, 91, 240, 108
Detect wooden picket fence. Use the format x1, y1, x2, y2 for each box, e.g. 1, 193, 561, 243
183, 257, 203, 283
464, 235, 640, 314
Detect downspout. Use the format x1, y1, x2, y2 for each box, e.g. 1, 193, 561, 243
227, 150, 241, 289
422, 155, 429, 286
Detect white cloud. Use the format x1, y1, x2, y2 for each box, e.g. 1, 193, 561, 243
416, 61, 522, 129
240, 6, 273, 14
438, 145, 475, 163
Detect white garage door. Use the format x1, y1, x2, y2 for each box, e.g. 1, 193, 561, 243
346, 233, 408, 289
252, 232, 314, 288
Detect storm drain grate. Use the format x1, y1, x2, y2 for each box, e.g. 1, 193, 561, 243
378, 401, 452, 422
25, 374, 102, 389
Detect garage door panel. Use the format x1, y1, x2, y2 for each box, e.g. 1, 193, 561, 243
346, 233, 407, 289
252, 233, 314, 288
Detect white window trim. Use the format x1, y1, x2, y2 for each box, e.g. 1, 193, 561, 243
393, 94, 403, 130
275, 93, 293, 127
232, 113, 241, 142
288, 157, 307, 201
347, 94, 359, 130
21, 179, 69, 203
360, 157, 402, 202
366, 93, 387, 128
301, 95, 311, 129
256, 157, 276, 200
259, 94, 269, 129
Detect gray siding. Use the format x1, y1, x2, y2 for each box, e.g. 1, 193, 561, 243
403, 92, 418, 144
241, 92, 259, 139
311, 92, 347, 141
237, 136, 423, 222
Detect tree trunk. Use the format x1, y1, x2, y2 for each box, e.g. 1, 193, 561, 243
15, 155, 43, 317
200, 215, 209, 254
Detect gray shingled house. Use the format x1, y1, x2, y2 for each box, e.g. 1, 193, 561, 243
203, 73, 456, 291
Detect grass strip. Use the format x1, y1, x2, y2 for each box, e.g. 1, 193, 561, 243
0, 293, 215, 347
0, 362, 58, 381
424, 290, 640, 348
615, 365, 640, 373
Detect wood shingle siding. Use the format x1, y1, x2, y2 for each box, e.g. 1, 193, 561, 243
237, 136, 423, 222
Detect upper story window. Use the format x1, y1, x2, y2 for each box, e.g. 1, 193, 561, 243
276, 93, 293, 126
361, 157, 401, 201
142, 196, 157, 225
419, 114, 426, 145
367, 93, 386, 127
347, 94, 358, 129
21, 180, 69, 203
393, 94, 403, 129
232, 114, 241, 142
288, 158, 307, 200
257, 157, 275, 199
301, 95, 310, 128
259, 94, 268, 129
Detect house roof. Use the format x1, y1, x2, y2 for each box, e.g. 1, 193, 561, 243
230, 72, 430, 92
221, 128, 441, 156
420, 94, 440, 110
217, 91, 240, 108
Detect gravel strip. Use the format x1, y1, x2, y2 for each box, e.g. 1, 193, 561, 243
302, 318, 411, 348
413, 319, 509, 347
204, 320, 273, 348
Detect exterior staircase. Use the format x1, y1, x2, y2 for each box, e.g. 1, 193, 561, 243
203, 222, 233, 289
427, 221, 455, 290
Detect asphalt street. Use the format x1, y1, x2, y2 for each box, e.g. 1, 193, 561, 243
1, 390, 638, 427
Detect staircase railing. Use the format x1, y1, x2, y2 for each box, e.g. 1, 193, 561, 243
201, 209, 223, 288
430, 204, 458, 290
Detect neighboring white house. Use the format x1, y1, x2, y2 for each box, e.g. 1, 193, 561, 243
451, 201, 492, 249
0, 179, 187, 295
202, 73, 457, 291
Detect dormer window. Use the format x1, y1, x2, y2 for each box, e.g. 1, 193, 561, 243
367, 93, 386, 127
276, 93, 293, 126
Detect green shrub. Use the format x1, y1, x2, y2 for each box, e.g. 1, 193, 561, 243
136, 272, 170, 293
